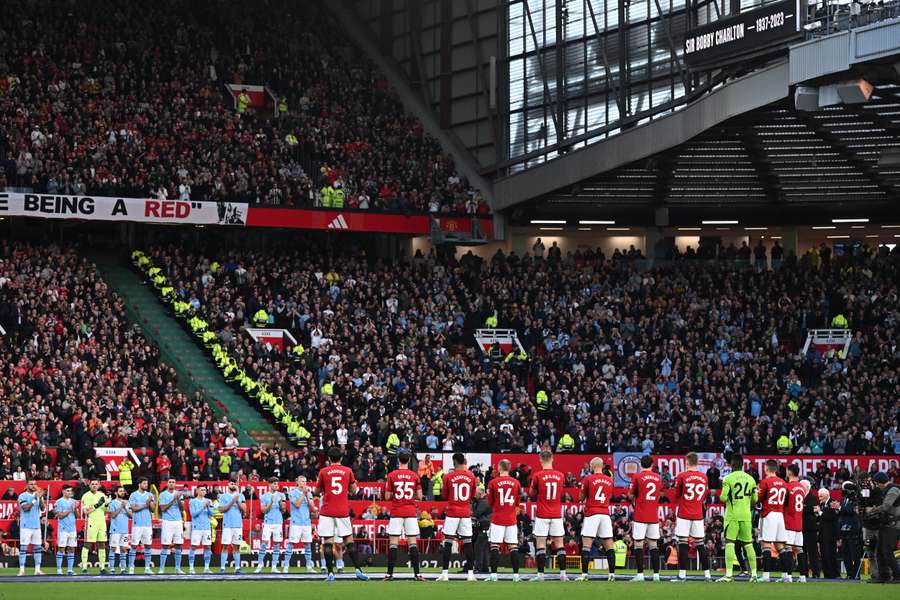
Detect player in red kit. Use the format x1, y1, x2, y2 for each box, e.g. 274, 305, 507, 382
579, 457, 616, 581
757, 459, 788, 582
783, 464, 809, 583
528, 450, 567, 581
436, 453, 478, 582
384, 451, 423, 580
671, 452, 711, 581
486, 459, 522, 582
629, 454, 662, 582
314, 446, 368, 581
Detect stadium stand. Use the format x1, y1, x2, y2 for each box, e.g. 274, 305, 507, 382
0, 0, 486, 214
0, 241, 239, 480
138, 240, 900, 461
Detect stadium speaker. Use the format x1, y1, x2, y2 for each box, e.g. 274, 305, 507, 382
836, 79, 873, 104
655, 207, 669, 227
794, 86, 819, 111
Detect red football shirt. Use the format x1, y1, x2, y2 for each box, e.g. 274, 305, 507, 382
315, 464, 355, 517
487, 475, 520, 526
630, 470, 662, 523
529, 469, 564, 519
758, 476, 787, 517
385, 468, 420, 517
581, 473, 613, 517
673, 470, 709, 520
784, 481, 805, 532
442, 469, 478, 518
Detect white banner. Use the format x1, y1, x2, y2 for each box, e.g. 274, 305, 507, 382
0, 192, 247, 225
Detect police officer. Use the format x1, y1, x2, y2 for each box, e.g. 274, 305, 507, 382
868, 472, 900, 583
838, 480, 862, 579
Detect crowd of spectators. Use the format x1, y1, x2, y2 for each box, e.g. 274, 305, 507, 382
145, 238, 900, 471
0, 241, 238, 481
0, 0, 485, 214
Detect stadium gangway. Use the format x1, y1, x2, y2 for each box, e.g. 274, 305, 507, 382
474, 328, 526, 357
802, 328, 852, 358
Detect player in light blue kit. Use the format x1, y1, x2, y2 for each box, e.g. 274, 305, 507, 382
17, 479, 46, 576
283, 475, 316, 573
53, 485, 78, 575
128, 477, 155, 574
158, 478, 186, 574
254, 477, 286, 574
217, 479, 246, 574
107, 486, 132, 574
188, 485, 214, 574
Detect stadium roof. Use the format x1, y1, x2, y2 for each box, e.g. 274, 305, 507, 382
517, 83, 900, 224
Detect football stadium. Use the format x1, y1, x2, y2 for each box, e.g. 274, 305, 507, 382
1, 0, 899, 599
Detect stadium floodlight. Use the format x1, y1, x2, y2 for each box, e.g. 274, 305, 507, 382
539, 227, 564, 231
827, 235, 850, 239
607, 227, 630, 231
880, 225, 900, 228
803, 20, 822, 31
677, 227, 701, 231
744, 227, 768, 231
579, 220, 615, 225
832, 218, 868, 223
702, 220, 738, 225
531, 219, 566, 224
812, 226, 836, 230
577, 227, 592, 231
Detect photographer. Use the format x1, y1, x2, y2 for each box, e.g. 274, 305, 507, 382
867, 472, 900, 583
858, 473, 883, 582
838, 481, 862, 579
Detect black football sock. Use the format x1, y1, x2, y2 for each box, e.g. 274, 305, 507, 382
698, 544, 710, 571
387, 545, 397, 576
606, 548, 616, 574
442, 541, 452, 571
649, 547, 660, 574
736, 544, 747, 572
780, 550, 794, 576
634, 548, 644, 573
556, 549, 567, 574
510, 550, 520, 574
797, 552, 807, 577
409, 545, 420, 576
462, 540, 474, 572
536, 548, 546, 573
764, 553, 774, 574
581, 547, 591, 574
323, 543, 334, 575
489, 547, 500, 574
348, 542, 362, 569
678, 542, 689, 572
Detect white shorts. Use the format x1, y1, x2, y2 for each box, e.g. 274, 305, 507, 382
288, 524, 313, 544
161, 520, 184, 545
785, 529, 804, 547
317, 516, 352, 539
760, 513, 787, 543
581, 514, 613, 539
442, 516, 473, 539
110, 532, 131, 548
632, 522, 660, 541
674, 517, 705, 539
221, 527, 243, 546
57, 531, 78, 548
387, 517, 420, 537
261, 523, 284, 543
534, 517, 564, 538
190, 529, 212, 546
20, 528, 41, 546
131, 525, 153, 546
489, 523, 518, 545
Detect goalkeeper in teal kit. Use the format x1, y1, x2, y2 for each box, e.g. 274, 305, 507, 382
717, 454, 759, 582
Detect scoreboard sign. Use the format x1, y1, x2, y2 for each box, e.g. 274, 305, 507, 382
683, 0, 803, 68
